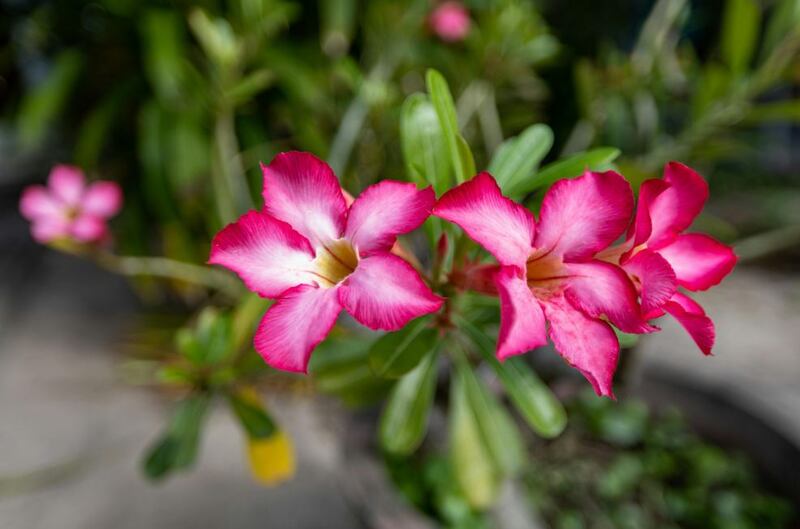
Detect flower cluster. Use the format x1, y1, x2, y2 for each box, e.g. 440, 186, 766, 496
20, 165, 122, 244
207, 152, 735, 396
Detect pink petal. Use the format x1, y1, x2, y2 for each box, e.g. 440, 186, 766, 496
433, 172, 535, 266
647, 162, 709, 248
19, 186, 62, 222
494, 266, 547, 360
345, 181, 435, 255
663, 292, 715, 355
429, 1, 471, 42
563, 260, 656, 334
70, 214, 107, 242
656, 233, 737, 291
82, 181, 123, 218
542, 294, 619, 398
627, 178, 669, 248
48, 165, 86, 207
254, 284, 341, 373
209, 209, 317, 298
30, 219, 69, 243
261, 152, 347, 249
535, 170, 633, 261
622, 249, 677, 315
338, 253, 443, 331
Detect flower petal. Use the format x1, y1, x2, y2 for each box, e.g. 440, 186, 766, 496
564, 260, 656, 334
82, 181, 123, 218
70, 214, 107, 242
663, 292, 715, 355
19, 186, 62, 221
542, 294, 619, 398
30, 219, 69, 243
261, 151, 347, 248
656, 233, 737, 291
345, 181, 435, 255
622, 249, 677, 315
627, 178, 670, 248
338, 253, 443, 330
433, 172, 535, 266
647, 162, 709, 248
535, 170, 633, 261
48, 165, 86, 207
254, 284, 341, 373
209, 209, 317, 298
494, 266, 547, 360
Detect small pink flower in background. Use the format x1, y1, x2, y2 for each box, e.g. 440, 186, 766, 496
435, 171, 654, 397
209, 151, 442, 373
429, 1, 471, 43
19, 164, 123, 244
605, 163, 737, 354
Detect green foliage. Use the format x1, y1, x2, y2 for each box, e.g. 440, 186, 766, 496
379, 350, 439, 455
524, 392, 794, 529
488, 123, 553, 197
368, 317, 439, 378
143, 394, 211, 479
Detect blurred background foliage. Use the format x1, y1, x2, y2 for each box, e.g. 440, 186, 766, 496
2, 0, 800, 526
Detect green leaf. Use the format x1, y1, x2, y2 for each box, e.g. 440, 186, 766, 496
400, 93, 452, 194
379, 351, 438, 455
141, 10, 186, 102
533, 147, 621, 189
368, 317, 438, 378
450, 370, 500, 509
489, 124, 554, 197
188, 9, 240, 68
228, 390, 277, 439
721, 0, 761, 76
743, 99, 800, 123
225, 69, 275, 106
310, 335, 390, 407
455, 358, 525, 476
691, 64, 731, 120
142, 394, 211, 479
460, 317, 566, 438
456, 134, 476, 179
17, 49, 84, 147
426, 69, 466, 183
761, 0, 800, 59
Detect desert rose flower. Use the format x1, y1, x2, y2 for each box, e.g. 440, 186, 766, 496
435, 171, 654, 397
429, 1, 471, 42
19, 164, 122, 244
603, 163, 736, 354
209, 151, 442, 373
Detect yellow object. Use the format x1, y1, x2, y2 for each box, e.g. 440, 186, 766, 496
247, 430, 296, 486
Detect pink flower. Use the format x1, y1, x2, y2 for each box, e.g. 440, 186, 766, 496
435, 171, 654, 397
606, 163, 737, 355
429, 1, 471, 43
19, 165, 123, 244
209, 152, 443, 373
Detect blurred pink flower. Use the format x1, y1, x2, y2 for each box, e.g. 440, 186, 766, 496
604, 162, 737, 355
429, 1, 471, 42
209, 151, 442, 374
435, 171, 654, 398
19, 164, 122, 244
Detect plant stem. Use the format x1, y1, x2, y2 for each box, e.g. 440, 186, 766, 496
95, 253, 243, 297
214, 107, 253, 222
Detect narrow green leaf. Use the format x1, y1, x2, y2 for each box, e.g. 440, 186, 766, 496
455, 356, 525, 476
141, 10, 186, 102
450, 370, 500, 509
743, 99, 800, 123
368, 317, 438, 378
17, 49, 84, 147
533, 147, 621, 189
379, 351, 438, 455
456, 134, 476, 179
143, 394, 211, 479
691, 64, 731, 120
488, 123, 554, 197
225, 69, 275, 106
761, 0, 800, 59
426, 69, 466, 183
228, 391, 277, 439
400, 94, 452, 194
721, 0, 761, 76
460, 318, 567, 438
